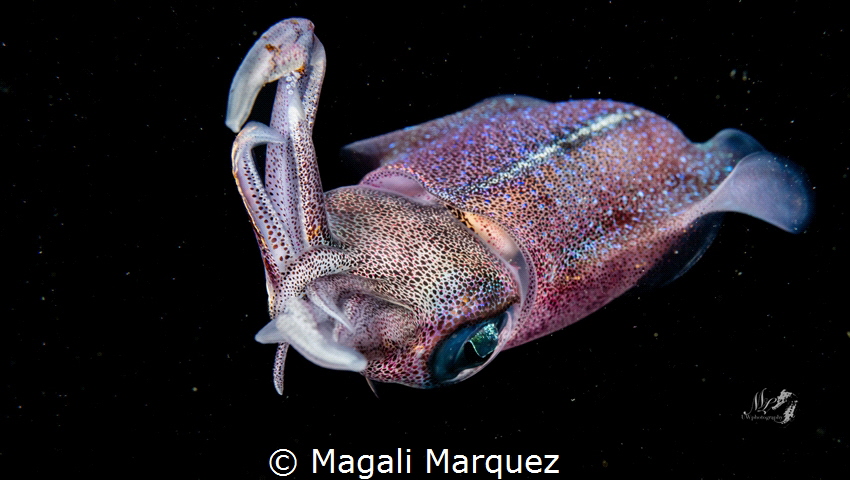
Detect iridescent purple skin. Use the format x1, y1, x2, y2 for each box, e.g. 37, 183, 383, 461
226, 19, 812, 392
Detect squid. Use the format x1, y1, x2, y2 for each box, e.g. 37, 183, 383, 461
225, 18, 811, 392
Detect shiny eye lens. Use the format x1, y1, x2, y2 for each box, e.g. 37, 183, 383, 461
429, 312, 507, 384
468, 323, 499, 358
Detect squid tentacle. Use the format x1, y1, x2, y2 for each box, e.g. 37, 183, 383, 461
231, 122, 297, 275
227, 19, 366, 392
273, 343, 289, 396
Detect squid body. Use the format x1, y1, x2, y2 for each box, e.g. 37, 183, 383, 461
225, 18, 811, 392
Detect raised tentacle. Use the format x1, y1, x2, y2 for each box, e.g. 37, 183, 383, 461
226, 18, 329, 255
231, 122, 297, 280
227, 18, 365, 378
267, 39, 330, 249
226, 18, 321, 133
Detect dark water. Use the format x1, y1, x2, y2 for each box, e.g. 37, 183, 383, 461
4, 2, 847, 478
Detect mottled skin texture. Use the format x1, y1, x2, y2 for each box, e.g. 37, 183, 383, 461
227, 19, 809, 391
357, 97, 744, 348
326, 187, 518, 385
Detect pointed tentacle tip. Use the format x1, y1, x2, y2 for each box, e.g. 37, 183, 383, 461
231, 121, 287, 171
364, 377, 380, 399
233, 121, 287, 146
273, 342, 289, 396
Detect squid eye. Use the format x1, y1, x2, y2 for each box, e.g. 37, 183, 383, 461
429, 311, 508, 384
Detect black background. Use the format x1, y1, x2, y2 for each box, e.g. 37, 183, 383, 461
3, 1, 848, 478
